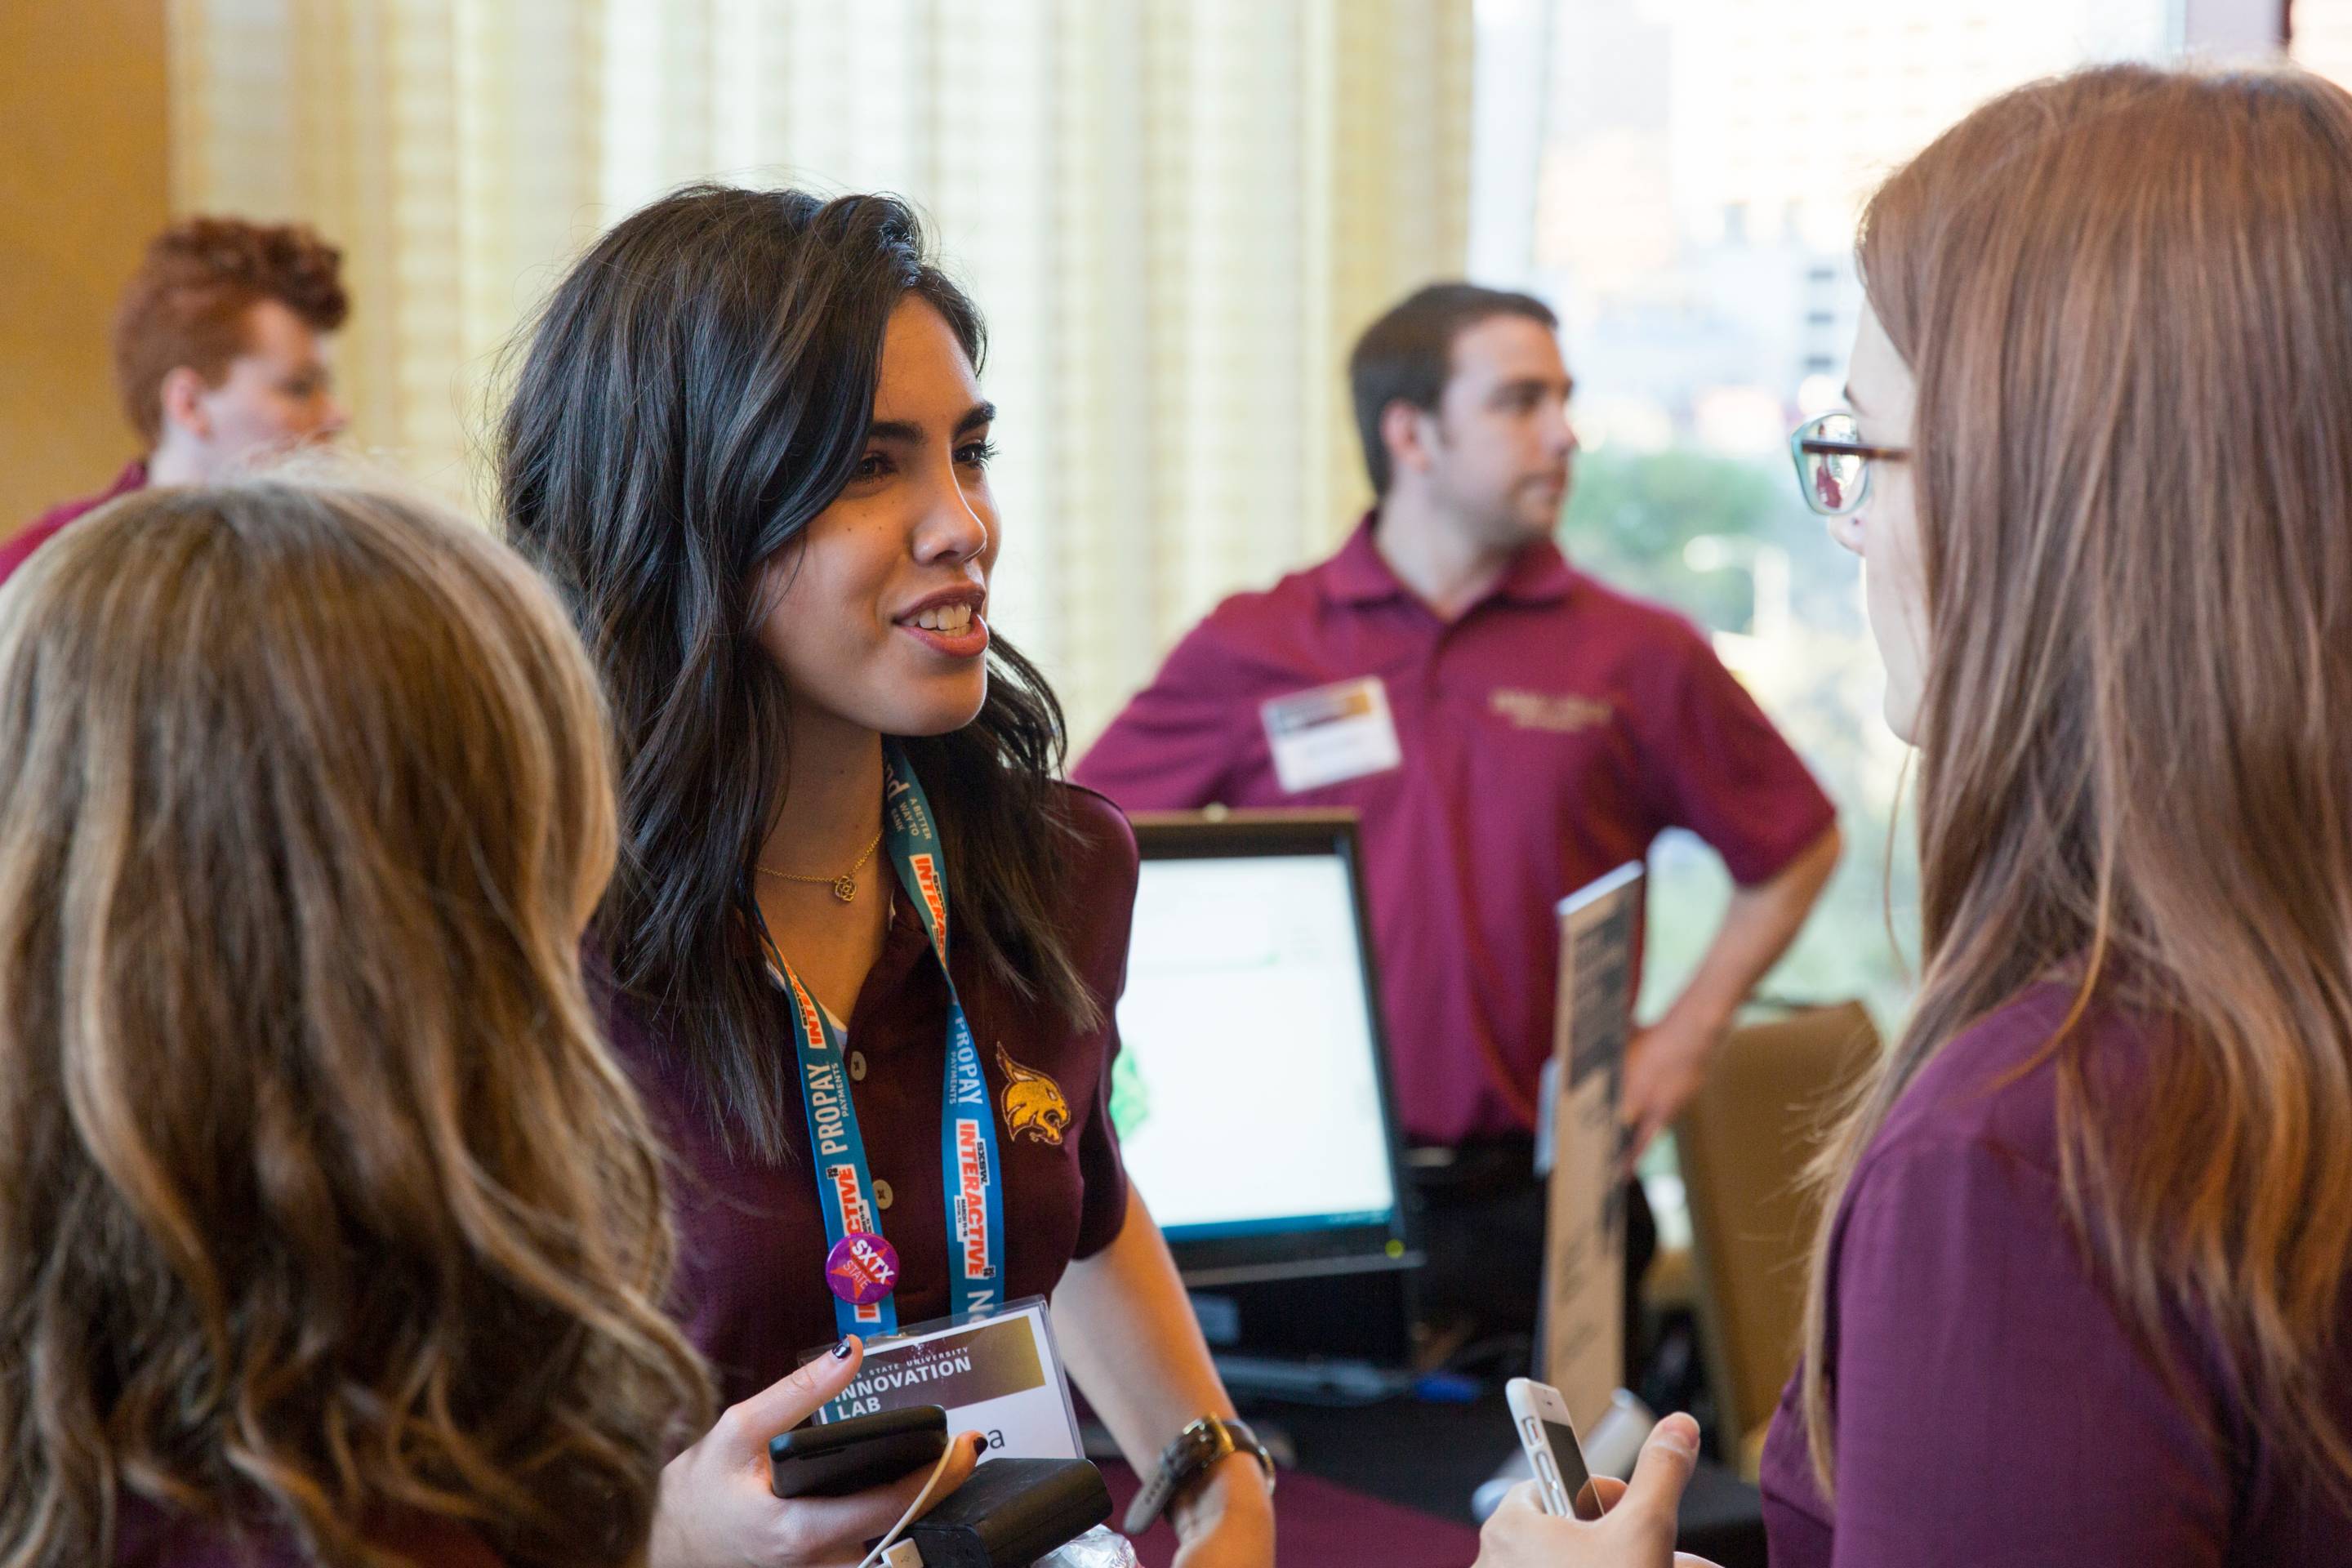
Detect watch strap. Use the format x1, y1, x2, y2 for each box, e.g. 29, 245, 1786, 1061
1121, 1415, 1276, 1536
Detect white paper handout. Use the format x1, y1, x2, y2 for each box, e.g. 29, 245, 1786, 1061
1539, 862, 1643, 1437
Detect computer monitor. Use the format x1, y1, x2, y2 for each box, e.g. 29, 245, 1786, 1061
1112, 811, 1418, 1289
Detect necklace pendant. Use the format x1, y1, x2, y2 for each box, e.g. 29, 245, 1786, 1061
831, 874, 858, 903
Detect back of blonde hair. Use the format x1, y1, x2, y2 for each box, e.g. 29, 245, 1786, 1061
1802, 63, 2352, 1503
0, 479, 710, 1567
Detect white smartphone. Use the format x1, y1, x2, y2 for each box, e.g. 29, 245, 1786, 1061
1504, 1376, 1606, 1521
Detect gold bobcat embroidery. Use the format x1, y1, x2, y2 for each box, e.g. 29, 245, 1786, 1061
996, 1045, 1071, 1146
1489, 688, 1614, 734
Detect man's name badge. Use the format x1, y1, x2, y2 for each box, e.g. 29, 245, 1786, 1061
826, 1232, 900, 1307
1260, 676, 1404, 793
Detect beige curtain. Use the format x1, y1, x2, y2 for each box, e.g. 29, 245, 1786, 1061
167, 0, 1472, 741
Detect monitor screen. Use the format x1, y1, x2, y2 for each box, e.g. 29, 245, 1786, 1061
1111, 840, 1402, 1254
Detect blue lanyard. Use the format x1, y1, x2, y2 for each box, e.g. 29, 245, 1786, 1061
766, 744, 1007, 1339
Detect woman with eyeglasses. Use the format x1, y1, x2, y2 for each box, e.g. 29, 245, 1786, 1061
501, 187, 1275, 1568
1479, 60, 2352, 1568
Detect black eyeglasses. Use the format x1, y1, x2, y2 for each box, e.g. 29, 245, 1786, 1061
1789, 412, 1909, 517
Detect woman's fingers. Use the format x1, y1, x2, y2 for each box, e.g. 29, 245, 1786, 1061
766, 1430, 987, 1552
1612, 1414, 1701, 1543
1472, 1416, 1708, 1567
712, 1339, 866, 1462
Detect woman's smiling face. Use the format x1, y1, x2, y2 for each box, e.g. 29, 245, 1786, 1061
755, 297, 1002, 739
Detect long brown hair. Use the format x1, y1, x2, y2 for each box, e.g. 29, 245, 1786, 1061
0, 479, 710, 1567
1802, 64, 2352, 1502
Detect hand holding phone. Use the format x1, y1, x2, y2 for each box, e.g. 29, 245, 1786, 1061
1505, 1377, 1606, 1521
1477, 1406, 1713, 1568
650, 1340, 982, 1568
769, 1403, 951, 1499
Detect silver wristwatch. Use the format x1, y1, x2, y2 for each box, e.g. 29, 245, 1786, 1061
1122, 1414, 1277, 1536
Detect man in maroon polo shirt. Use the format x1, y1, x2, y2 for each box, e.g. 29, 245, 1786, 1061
3, 217, 350, 584
1075, 283, 1841, 1343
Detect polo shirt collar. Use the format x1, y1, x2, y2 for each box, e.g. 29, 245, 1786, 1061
1495, 536, 1576, 605
1319, 513, 1407, 606
1319, 510, 1579, 613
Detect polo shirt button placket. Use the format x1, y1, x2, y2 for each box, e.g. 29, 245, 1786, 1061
849, 1049, 867, 1082
874, 1178, 894, 1211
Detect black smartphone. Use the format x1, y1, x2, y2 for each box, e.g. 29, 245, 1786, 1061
768, 1404, 951, 1499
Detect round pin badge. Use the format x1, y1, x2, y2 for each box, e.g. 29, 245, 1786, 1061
825, 1231, 900, 1307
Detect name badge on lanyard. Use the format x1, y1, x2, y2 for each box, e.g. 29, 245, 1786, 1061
764, 743, 1008, 1339
1261, 676, 1404, 793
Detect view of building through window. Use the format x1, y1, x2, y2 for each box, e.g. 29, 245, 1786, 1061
1470, 0, 2217, 1042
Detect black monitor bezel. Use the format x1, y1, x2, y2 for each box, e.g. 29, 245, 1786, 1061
1123, 809, 1423, 1287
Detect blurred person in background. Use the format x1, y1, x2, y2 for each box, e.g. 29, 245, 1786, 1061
501, 185, 1275, 1568
0, 477, 731, 1567
2, 217, 350, 584
1076, 283, 1841, 1352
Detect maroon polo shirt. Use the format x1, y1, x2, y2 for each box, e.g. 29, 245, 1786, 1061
1074, 514, 1835, 1146
1760, 984, 2352, 1565
114, 1498, 502, 1568
602, 784, 1136, 1406
2, 460, 148, 584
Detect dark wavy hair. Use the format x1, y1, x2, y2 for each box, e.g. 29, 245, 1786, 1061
499, 185, 1095, 1158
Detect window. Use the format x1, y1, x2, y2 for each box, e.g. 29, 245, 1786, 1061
1471, 0, 2191, 1044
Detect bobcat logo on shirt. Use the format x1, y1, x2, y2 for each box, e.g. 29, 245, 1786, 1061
996, 1045, 1070, 1146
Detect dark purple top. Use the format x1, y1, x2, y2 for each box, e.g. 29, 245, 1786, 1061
1075, 515, 1835, 1143
3, 459, 146, 583
113, 1497, 501, 1567
602, 784, 1137, 1405
1760, 983, 2352, 1566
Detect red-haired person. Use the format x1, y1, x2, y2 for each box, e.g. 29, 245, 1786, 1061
4, 216, 350, 582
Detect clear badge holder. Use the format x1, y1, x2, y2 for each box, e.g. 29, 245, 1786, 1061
801, 1294, 1086, 1461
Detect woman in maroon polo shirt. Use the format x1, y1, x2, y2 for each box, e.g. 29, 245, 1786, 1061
1763, 64, 2352, 1567
0, 479, 710, 1567
1478, 62, 2352, 1568
501, 187, 1275, 1568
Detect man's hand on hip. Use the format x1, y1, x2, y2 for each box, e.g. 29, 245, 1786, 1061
1617, 1009, 1727, 1167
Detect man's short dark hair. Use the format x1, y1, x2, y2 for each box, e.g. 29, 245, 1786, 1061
1348, 283, 1557, 496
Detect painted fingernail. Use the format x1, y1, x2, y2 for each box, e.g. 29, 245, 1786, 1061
831, 1338, 857, 1361
969, 1433, 988, 1459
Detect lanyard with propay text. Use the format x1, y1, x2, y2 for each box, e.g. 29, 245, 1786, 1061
765, 743, 1007, 1339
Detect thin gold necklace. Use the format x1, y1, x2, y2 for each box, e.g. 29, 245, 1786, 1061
758, 826, 884, 904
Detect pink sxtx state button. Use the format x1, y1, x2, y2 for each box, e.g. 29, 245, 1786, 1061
825, 1231, 900, 1307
